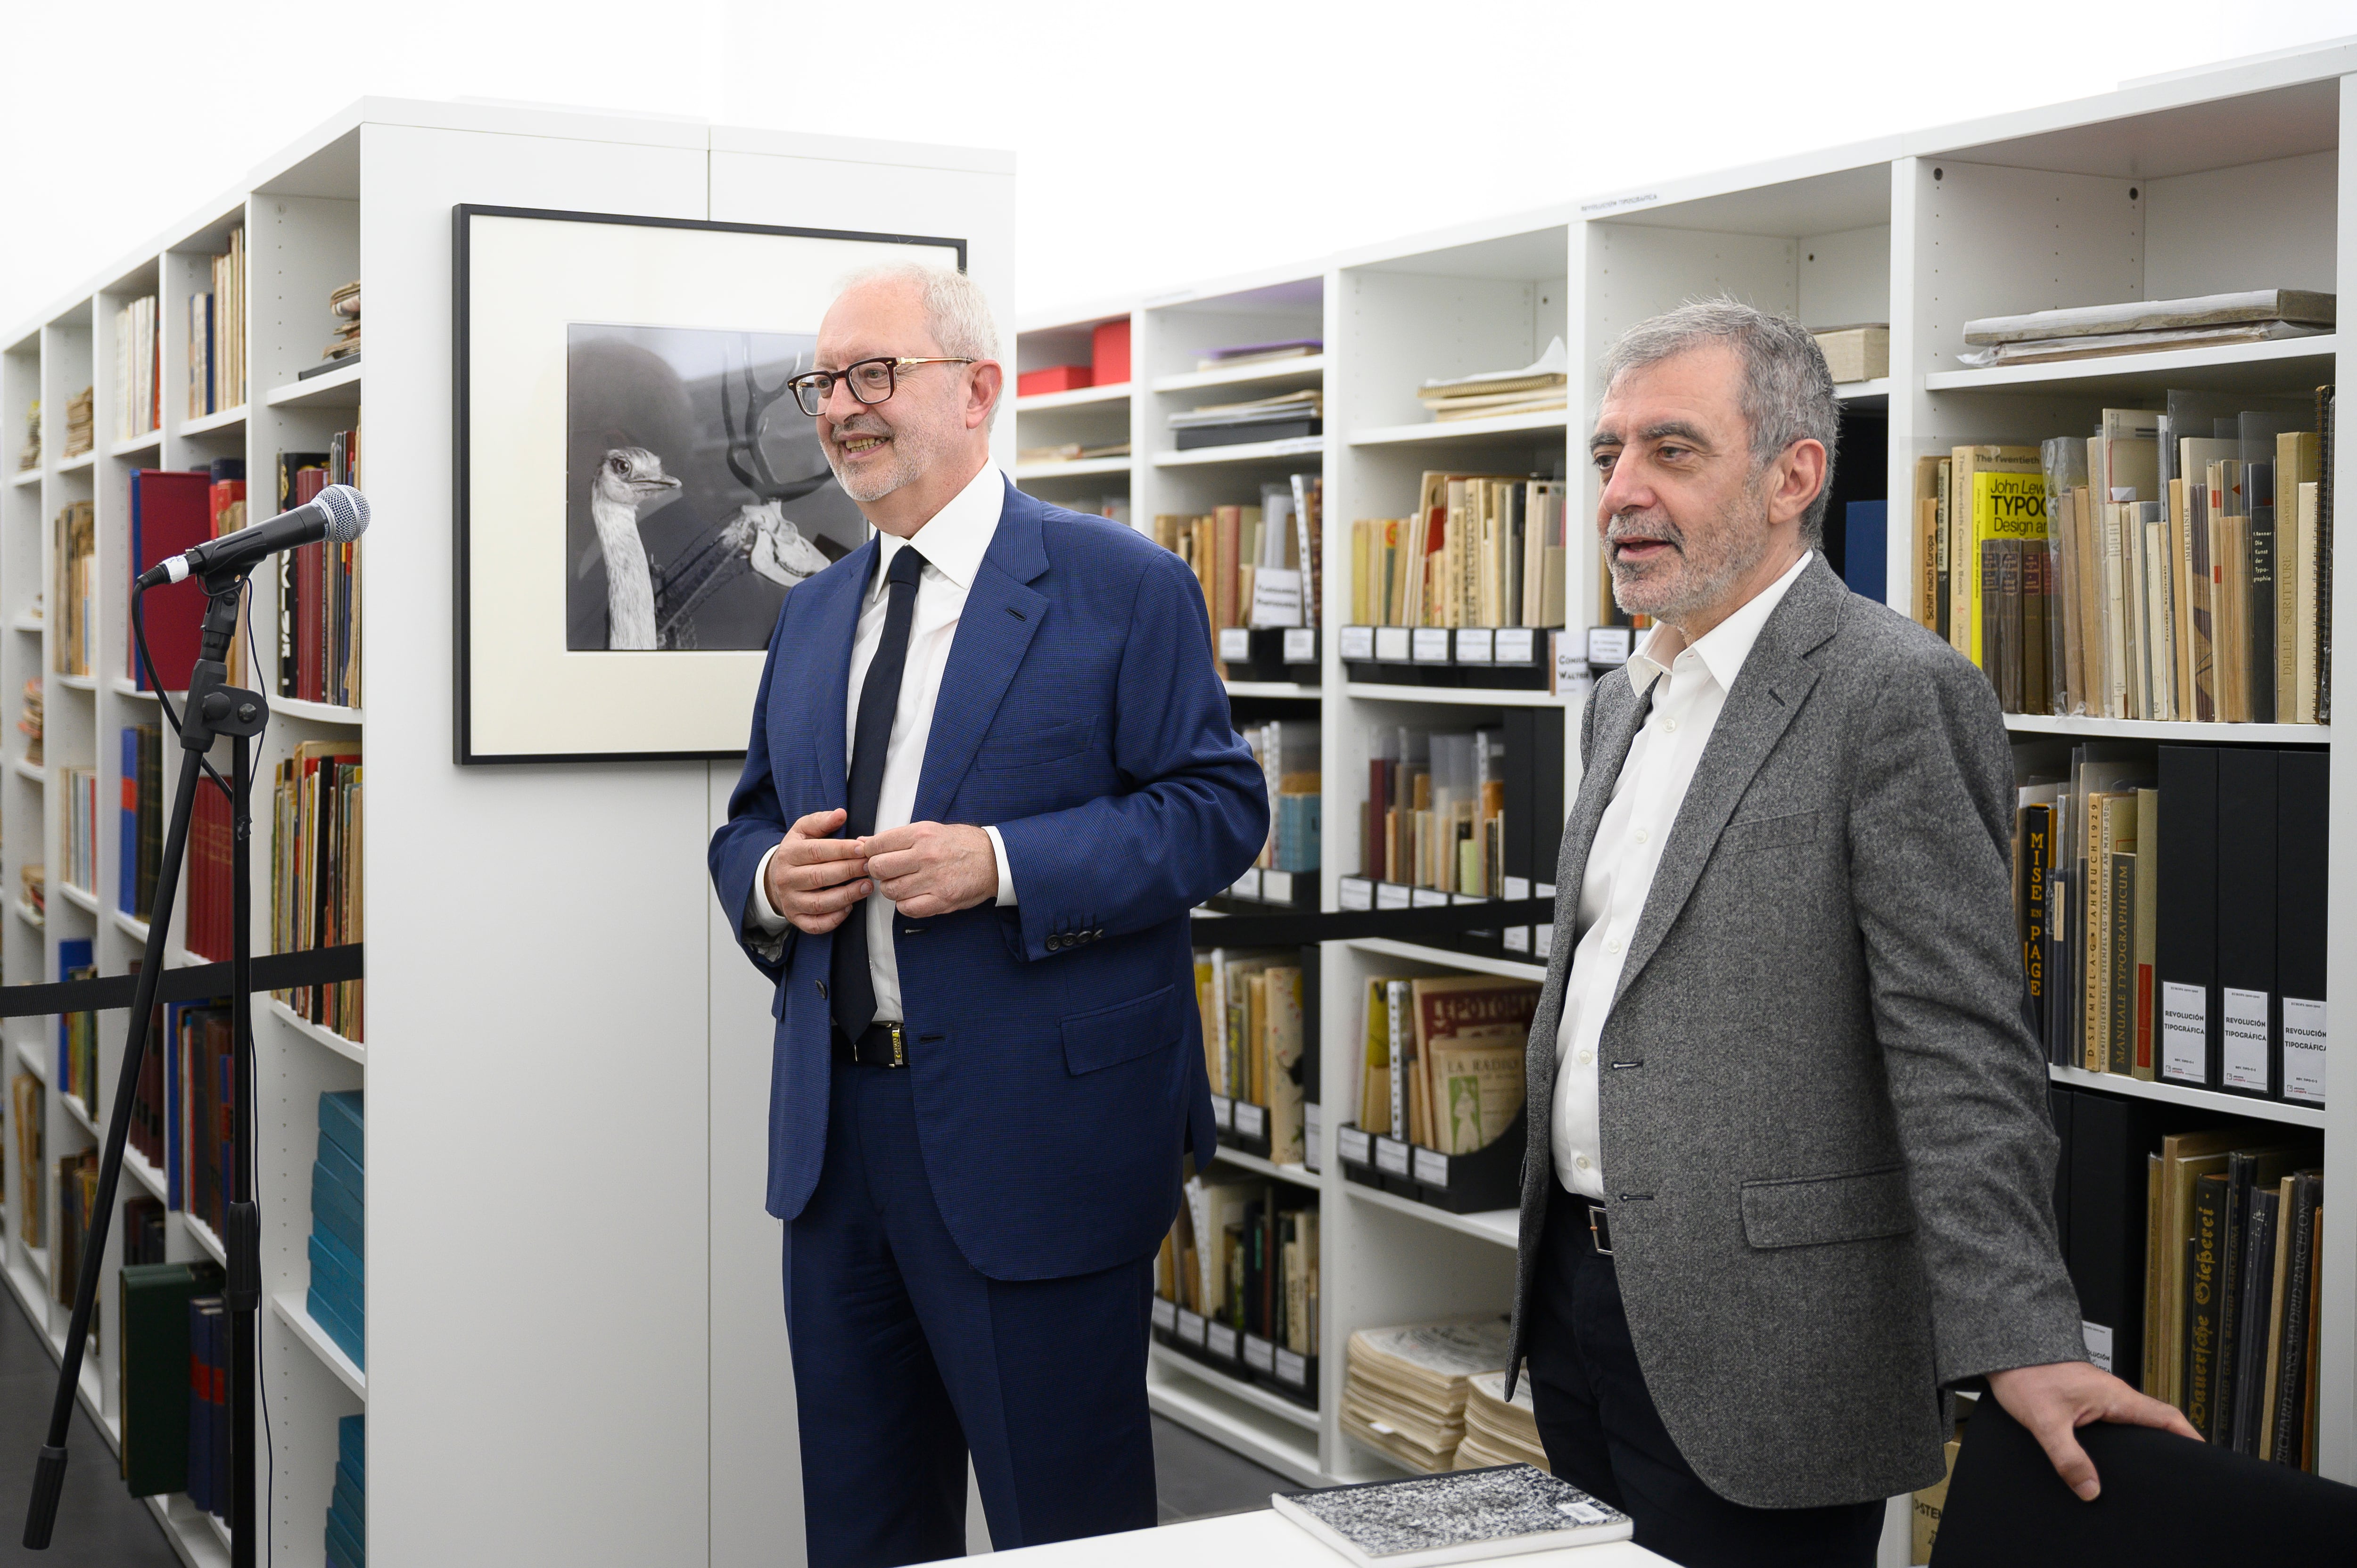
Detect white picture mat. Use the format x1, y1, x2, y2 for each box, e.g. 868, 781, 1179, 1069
463, 211, 961, 757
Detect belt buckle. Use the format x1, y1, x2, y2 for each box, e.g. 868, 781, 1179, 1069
1588, 1204, 1613, 1257
886, 1021, 905, 1068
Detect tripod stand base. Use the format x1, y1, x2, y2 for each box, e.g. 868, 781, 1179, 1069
23, 1445, 67, 1549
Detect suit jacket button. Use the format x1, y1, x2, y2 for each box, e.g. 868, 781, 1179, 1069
1047, 935, 1063, 952
1093, 927, 1104, 940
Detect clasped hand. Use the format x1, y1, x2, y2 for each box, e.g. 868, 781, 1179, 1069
765, 808, 999, 934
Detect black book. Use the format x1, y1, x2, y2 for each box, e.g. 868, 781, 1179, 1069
2064, 1091, 2207, 1387
1173, 418, 1321, 451
2047, 863, 2074, 1064
2046, 1086, 2073, 1259
2213, 1151, 2258, 1437
2214, 749, 2279, 1098
2270, 1170, 2322, 1463
2275, 750, 2328, 1107
2228, 1185, 2280, 1453
2184, 1174, 2225, 1438
2155, 746, 2219, 1087
1242, 1198, 1267, 1339
2248, 460, 2276, 724
2022, 804, 2053, 1044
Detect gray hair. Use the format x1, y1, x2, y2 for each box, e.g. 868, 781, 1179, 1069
835, 261, 1002, 428
1599, 297, 1840, 544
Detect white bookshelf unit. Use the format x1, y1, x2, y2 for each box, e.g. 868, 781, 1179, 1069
1, 100, 1016, 1568
1016, 37, 2357, 1538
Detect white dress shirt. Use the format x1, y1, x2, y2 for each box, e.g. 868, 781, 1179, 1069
748, 460, 1018, 1023
1551, 550, 1813, 1199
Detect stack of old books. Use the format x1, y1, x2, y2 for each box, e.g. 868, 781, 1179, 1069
1957, 289, 2334, 369
63, 386, 94, 458
1341, 1315, 1512, 1472
323, 281, 360, 366
1167, 390, 1322, 450
1455, 1371, 1549, 1471
1417, 338, 1568, 423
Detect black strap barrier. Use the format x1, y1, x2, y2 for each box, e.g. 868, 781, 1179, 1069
0, 944, 364, 1020
1188, 897, 1554, 950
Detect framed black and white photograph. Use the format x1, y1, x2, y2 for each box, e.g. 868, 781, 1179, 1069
454, 204, 966, 763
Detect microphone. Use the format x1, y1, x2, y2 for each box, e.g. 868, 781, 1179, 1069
135, 484, 370, 589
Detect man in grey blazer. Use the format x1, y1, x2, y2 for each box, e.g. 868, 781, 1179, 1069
1508, 299, 2193, 1567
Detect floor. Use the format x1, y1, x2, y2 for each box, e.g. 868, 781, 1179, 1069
0, 1276, 181, 1568
1151, 1414, 1299, 1526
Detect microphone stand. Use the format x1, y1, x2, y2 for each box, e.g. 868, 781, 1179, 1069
24, 566, 269, 1565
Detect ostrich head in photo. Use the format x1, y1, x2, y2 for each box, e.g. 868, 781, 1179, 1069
594, 446, 682, 509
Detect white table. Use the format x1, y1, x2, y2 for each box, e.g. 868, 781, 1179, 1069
920, 1506, 1677, 1565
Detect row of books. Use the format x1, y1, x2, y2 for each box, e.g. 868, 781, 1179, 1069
2055, 1089, 2327, 1469
59, 938, 96, 1119
1957, 289, 2333, 370
1354, 975, 1536, 1158
9, 1074, 40, 1246
1167, 388, 1321, 449
310, 1089, 365, 1369
1193, 950, 1308, 1166
17, 678, 39, 764
115, 295, 161, 440
1156, 1174, 1319, 1403
16, 399, 36, 470
1916, 387, 2336, 724
2014, 744, 2326, 1104
327, 1414, 366, 1568
117, 1259, 229, 1513
1149, 474, 1323, 635
52, 500, 94, 676
51, 1147, 98, 1311
189, 228, 246, 418
1416, 339, 1567, 424
279, 438, 364, 706
1243, 719, 1319, 874
1364, 713, 1563, 904
274, 740, 363, 1040
1350, 476, 1568, 631
323, 280, 360, 367
120, 725, 164, 922
59, 765, 99, 895
1342, 1315, 1514, 1473
63, 386, 93, 458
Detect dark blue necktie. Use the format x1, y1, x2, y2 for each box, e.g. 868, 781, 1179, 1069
832, 542, 925, 1040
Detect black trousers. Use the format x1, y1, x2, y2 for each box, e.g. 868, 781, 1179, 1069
1524, 1182, 1885, 1568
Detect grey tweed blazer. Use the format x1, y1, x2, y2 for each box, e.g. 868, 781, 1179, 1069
1506, 553, 2086, 1508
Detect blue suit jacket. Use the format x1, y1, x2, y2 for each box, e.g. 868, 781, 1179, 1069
709, 480, 1267, 1281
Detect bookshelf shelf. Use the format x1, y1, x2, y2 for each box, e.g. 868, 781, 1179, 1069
109, 429, 161, 458
13, 1034, 44, 1080
1145, 1355, 1326, 1488
1014, 380, 1129, 412
273, 1291, 366, 1400
1347, 937, 1547, 985
13, 899, 41, 931
1208, 1146, 1319, 1190
270, 998, 366, 1066
8, 468, 38, 488
1150, 354, 1326, 395
55, 880, 96, 915
125, 1142, 167, 1202
108, 677, 176, 701
1343, 1182, 1519, 1249
56, 672, 95, 691
2047, 1064, 2328, 1129
10, 756, 40, 781
57, 450, 93, 473
1341, 681, 1564, 709
2003, 713, 2325, 745
272, 696, 363, 725
1922, 334, 2338, 396
263, 361, 362, 408
1151, 435, 1325, 469
12, 612, 41, 632
143, 1495, 231, 1568
178, 404, 247, 438
1347, 409, 1569, 448
24, 1244, 50, 1286
61, 1088, 98, 1140
186, 1213, 226, 1268
108, 907, 148, 942
1147, 1343, 1316, 1430
1222, 680, 1320, 698
1012, 454, 1130, 481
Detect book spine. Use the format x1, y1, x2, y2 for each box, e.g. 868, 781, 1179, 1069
2230, 1186, 2279, 1453
2216, 750, 2280, 1098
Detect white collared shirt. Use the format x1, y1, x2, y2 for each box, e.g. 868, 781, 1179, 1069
748, 460, 1018, 1022
1551, 550, 1813, 1199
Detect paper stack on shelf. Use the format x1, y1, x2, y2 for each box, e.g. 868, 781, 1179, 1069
1957, 290, 2334, 369
1341, 1315, 1512, 1472
1015, 441, 1129, 465
1455, 1371, 1549, 1471
1167, 389, 1322, 450
1416, 338, 1568, 422
1196, 338, 1319, 373
324, 279, 360, 364
62, 385, 93, 457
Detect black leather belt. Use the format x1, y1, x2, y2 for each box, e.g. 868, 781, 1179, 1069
833, 1020, 908, 1068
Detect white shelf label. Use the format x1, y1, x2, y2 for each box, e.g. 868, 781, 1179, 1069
1587, 626, 1632, 666
1249, 569, 1303, 628
1376, 882, 1412, 910
1152, 1297, 1178, 1332
1338, 877, 1374, 911
1340, 625, 1375, 659
1177, 1309, 1207, 1347
1413, 1148, 1450, 1187
1274, 1348, 1309, 1387
1495, 628, 1536, 665
2221, 987, 2270, 1092
1412, 628, 1452, 664
1233, 1101, 1267, 1140
1243, 1333, 1277, 1373
1502, 876, 1533, 953
2283, 995, 2326, 1104
1411, 887, 1449, 908
1232, 869, 1263, 900
1204, 1322, 1240, 1362
2080, 1321, 2114, 1375
1374, 626, 1412, 662
1304, 1103, 1323, 1170
1455, 628, 1493, 663
1209, 1093, 1234, 1130
1536, 884, 1556, 961
2159, 982, 2207, 1084
1283, 628, 1317, 664
1338, 1125, 1372, 1165
1261, 870, 1293, 904
1218, 627, 1252, 661
1374, 1136, 1412, 1176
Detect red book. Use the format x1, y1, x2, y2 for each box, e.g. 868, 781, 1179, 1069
128, 470, 212, 691
1016, 364, 1092, 397
1092, 318, 1130, 386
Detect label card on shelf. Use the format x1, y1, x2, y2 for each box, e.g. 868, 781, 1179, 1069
1338, 877, 1374, 911
1274, 1348, 1309, 1387
2282, 995, 2326, 1104
1209, 1094, 1234, 1130
1502, 875, 1533, 953
1177, 1309, 1207, 1347
1536, 883, 1557, 961
1411, 888, 1449, 908
1204, 1322, 1240, 1363
1412, 628, 1452, 664
1374, 627, 1411, 662
1248, 570, 1303, 628
1340, 626, 1375, 660
1232, 870, 1262, 900
1153, 1298, 1178, 1332
1243, 1333, 1277, 1374
1413, 1148, 1450, 1187
1456, 628, 1493, 663
1218, 627, 1252, 661
1376, 883, 1412, 911
1338, 1126, 1372, 1165
1305, 1103, 1323, 1170
1282, 628, 1317, 664
1374, 1136, 1412, 1176
2159, 982, 2207, 1085
1495, 628, 1536, 665
2221, 987, 2270, 1092
1233, 1101, 1267, 1140
1587, 626, 1632, 666
1557, 651, 1593, 702
1261, 870, 1293, 903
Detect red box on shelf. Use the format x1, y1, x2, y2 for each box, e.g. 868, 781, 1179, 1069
1092, 319, 1131, 386
1017, 364, 1092, 397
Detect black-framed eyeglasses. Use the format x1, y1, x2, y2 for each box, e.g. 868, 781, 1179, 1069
787, 356, 975, 417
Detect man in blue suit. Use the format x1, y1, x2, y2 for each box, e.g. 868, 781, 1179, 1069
709, 263, 1267, 1567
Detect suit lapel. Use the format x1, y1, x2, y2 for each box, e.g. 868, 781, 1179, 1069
911, 482, 1050, 825
1610, 557, 1844, 1007
802, 536, 875, 793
